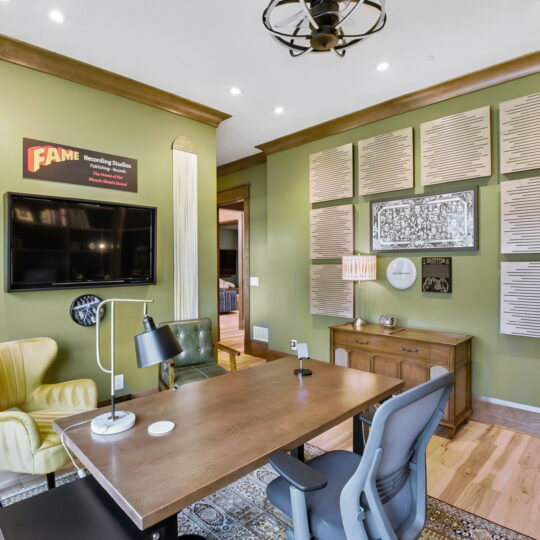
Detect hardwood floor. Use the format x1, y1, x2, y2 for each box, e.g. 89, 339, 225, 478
309, 419, 540, 538
219, 310, 244, 352
217, 310, 267, 370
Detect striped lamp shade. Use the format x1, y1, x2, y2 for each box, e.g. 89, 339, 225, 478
342, 255, 377, 281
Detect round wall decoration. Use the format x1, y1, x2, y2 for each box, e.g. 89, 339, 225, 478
70, 295, 104, 326
386, 258, 417, 290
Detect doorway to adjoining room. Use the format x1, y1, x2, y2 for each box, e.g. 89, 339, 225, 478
218, 202, 245, 352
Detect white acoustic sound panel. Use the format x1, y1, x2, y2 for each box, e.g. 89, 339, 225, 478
500, 262, 540, 338
310, 204, 353, 259
310, 264, 353, 318
500, 92, 540, 174
309, 143, 353, 203
501, 177, 540, 253
421, 106, 491, 185
358, 127, 413, 195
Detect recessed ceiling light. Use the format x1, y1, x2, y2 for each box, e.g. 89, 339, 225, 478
0, 0, 11, 4
273, 106, 285, 115
425, 55, 435, 62
49, 9, 65, 23
376, 61, 390, 72
229, 86, 242, 96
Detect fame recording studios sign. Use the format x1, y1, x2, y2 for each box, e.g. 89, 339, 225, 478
22, 138, 138, 192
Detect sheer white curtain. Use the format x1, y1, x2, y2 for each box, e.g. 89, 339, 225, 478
172, 139, 198, 320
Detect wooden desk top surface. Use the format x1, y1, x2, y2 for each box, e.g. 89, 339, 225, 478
330, 323, 472, 346
54, 357, 403, 530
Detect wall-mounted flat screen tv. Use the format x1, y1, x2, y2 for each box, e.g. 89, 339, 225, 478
7, 193, 156, 291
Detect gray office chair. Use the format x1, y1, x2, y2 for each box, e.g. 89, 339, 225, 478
266, 372, 454, 540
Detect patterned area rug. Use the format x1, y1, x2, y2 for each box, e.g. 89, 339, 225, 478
0, 445, 531, 539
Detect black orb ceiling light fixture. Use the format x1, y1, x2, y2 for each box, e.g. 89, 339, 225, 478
262, 0, 386, 57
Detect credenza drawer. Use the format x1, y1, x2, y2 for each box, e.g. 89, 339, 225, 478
346, 332, 430, 361
333, 331, 349, 347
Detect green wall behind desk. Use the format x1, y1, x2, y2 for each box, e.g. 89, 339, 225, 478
221, 73, 540, 407
0, 60, 218, 401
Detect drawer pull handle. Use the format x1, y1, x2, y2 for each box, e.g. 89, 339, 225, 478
400, 346, 420, 353
353, 339, 370, 345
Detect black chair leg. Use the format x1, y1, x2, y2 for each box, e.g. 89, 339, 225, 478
46, 472, 55, 490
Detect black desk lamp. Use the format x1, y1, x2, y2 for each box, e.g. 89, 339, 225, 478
92, 299, 181, 435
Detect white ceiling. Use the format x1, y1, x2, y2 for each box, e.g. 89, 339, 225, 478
1, 1, 539, 165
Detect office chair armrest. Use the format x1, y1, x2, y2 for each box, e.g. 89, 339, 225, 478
217, 342, 240, 372
269, 450, 327, 492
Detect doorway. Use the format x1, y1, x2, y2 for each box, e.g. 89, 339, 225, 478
217, 186, 249, 352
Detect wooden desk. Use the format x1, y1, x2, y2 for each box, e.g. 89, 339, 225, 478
55, 357, 403, 535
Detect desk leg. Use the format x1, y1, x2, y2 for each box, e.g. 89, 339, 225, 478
353, 415, 364, 455
142, 514, 178, 540
291, 444, 305, 462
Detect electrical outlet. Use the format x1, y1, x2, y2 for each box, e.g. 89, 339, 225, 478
114, 374, 124, 391
290, 339, 298, 351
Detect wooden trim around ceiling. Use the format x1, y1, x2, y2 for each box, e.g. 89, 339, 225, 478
217, 184, 250, 204
217, 152, 267, 177
0, 34, 231, 127
256, 51, 540, 155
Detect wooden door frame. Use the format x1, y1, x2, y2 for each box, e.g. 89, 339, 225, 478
217, 185, 250, 349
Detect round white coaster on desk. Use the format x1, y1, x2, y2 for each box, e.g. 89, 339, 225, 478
148, 420, 175, 436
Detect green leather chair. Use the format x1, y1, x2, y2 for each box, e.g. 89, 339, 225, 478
158, 318, 240, 390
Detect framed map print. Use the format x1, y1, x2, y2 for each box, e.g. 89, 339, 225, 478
370, 187, 478, 252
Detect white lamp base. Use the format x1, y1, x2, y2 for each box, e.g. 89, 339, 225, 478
91, 410, 136, 435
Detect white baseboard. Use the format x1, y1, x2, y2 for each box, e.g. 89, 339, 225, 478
474, 395, 540, 414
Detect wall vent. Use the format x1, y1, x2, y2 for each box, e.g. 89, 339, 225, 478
252, 325, 269, 343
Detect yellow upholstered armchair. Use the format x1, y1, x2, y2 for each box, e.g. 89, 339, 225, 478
0, 337, 97, 491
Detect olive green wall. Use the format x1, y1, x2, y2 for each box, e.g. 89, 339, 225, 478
230, 73, 540, 407
218, 164, 268, 338
0, 60, 218, 401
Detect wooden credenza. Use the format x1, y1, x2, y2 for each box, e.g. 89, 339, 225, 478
330, 323, 472, 438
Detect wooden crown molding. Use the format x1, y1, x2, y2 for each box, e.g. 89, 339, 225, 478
256, 51, 540, 155
217, 152, 267, 177
0, 34, 231, 127
217, 184, 250, 204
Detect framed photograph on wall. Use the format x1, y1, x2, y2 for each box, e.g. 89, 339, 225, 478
370, 187, 478, 252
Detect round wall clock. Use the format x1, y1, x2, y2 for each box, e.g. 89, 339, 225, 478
386, 258, 417, 290
70, 295, 104, 326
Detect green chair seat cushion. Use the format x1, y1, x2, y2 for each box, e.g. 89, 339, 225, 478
173, 362, 228, 386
